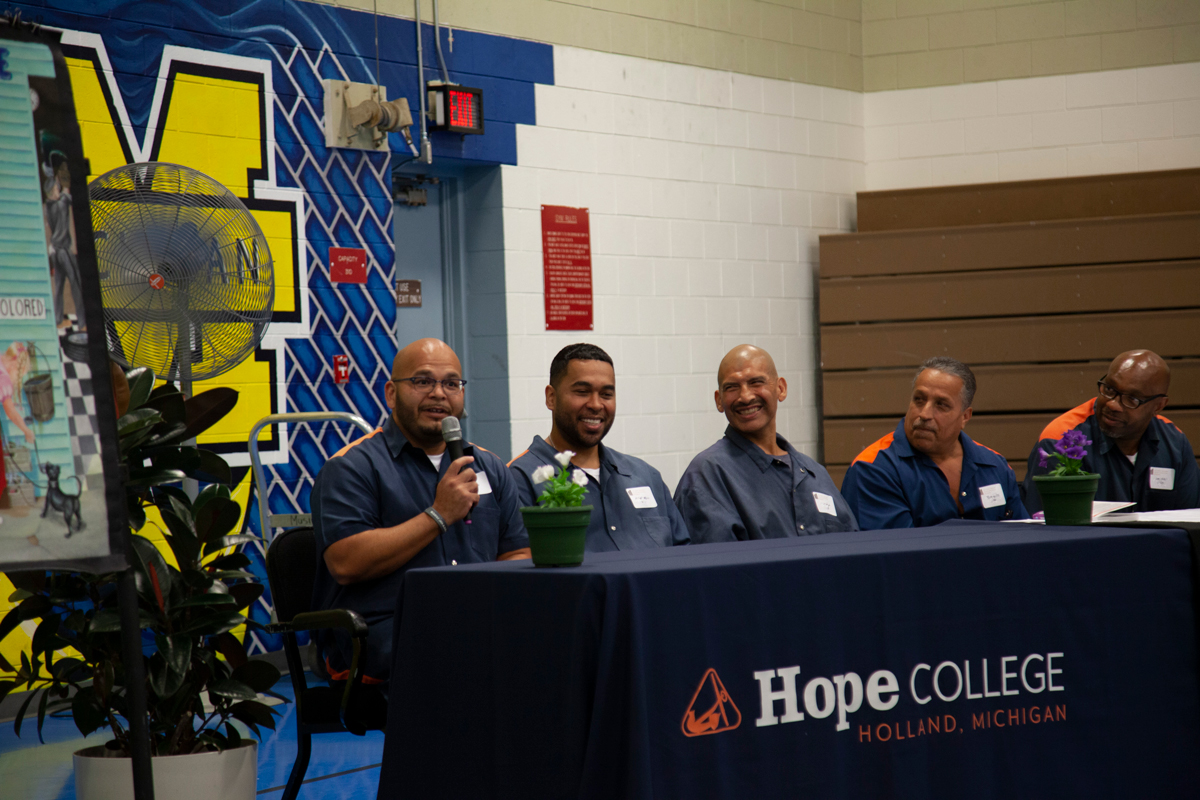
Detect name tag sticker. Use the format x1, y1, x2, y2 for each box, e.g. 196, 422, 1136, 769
1150, 467, 1175, 491
476, 471, 493, 495
979, 483, 1005, 509
813, 491, 838, 516
626, 486, 657, 509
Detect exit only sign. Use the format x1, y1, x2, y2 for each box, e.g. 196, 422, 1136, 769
329, 247, 367, 284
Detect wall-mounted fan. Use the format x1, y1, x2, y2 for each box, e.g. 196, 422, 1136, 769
88, 162, 275, 396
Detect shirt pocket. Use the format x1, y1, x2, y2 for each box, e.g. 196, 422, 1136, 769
640, 516, 672, 547
464, 505, 502, 561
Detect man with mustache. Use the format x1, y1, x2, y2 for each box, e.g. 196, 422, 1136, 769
508, 343, 690, 550
1022, 349, 1198, 513
675, 344, 857, 542
312, 338, 530, 685
841, 356, 1028, 529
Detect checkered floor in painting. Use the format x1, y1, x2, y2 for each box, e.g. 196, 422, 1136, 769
58, 318, 101, 491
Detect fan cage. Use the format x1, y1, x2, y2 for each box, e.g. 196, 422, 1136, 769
88, 162, 275, 383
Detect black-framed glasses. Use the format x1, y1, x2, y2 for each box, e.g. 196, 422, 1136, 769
1096, 378, 1165, 410
392, 376, 467, 394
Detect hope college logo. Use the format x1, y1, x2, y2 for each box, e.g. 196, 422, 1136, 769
681, 668, 742, 737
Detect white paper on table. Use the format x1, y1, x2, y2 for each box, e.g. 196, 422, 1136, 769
1092, 501, 1136, 519
1097, 508, 1200, 524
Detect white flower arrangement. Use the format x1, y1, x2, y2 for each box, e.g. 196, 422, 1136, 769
531, 449, 588, 508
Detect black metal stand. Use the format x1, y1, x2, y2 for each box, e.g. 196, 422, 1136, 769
117, 566, 155, 799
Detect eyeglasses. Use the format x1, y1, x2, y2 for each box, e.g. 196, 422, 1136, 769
1096, 379, 1165, 410
392, 376, 467, 394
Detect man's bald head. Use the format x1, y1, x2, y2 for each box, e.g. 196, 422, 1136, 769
1107, 350, 1170, 396
386, 338, 464, 450
714, 344, 787, 451
1096, 349, 1171, 451
392, 337, 461, 379
717, 345, 778, 386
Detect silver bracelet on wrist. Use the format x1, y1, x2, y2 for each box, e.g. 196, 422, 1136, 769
424, 506, 447, 534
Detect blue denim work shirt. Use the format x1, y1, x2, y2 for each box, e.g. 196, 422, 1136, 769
311, 417, 529, 680
674, 426, 859, 543
508, 435, 691, 551
1022, 398, 1200, 513
841, 418, 1029, 530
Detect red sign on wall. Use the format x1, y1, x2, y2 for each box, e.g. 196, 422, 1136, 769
329, 247, 367, 284
333, 355, 350, 384
541, 205, 593, 331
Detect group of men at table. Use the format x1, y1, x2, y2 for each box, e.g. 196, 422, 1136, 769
311, 339, 1199, 681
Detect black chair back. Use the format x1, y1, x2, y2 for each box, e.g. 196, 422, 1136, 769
266, 526, 317, 624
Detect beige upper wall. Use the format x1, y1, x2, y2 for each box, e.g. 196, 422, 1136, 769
317, 0, 1199, 92
321, 0, 864, 89
863, 0, 1200, 91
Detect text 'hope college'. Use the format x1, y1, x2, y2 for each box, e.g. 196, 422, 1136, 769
754, 652, 1064, 732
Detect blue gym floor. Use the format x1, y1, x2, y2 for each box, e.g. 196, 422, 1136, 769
0, 674, 385, 799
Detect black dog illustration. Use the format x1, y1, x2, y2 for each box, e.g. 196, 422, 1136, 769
41, 462, 84, 536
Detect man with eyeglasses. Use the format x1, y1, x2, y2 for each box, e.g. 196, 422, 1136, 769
507, 343, 690, 551
311, 338, 530, 685
1022, 350, 1199, 513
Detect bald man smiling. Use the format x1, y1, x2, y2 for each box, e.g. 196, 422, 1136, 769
311, 338, 530, 685
674, 344, 858, 543
1023, 350, 1199, 513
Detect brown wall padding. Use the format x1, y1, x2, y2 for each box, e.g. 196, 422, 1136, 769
819, 169, 1200, 485
857, 168, 1200, 232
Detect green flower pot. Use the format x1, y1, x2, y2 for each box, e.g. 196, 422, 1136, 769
520, 505, 592, 567
1033, 473, 1101, 526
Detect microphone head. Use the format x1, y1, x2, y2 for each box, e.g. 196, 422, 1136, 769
440, 416, 463, 442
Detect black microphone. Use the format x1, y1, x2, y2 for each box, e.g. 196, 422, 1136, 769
441, 416, 465, 461
441, 416, 472, 523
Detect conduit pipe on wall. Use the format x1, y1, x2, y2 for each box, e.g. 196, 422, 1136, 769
433, 0, 451, 84
414, 0, 432, 163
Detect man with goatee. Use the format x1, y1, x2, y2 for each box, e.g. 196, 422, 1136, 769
312, 338, 530, 685
675, 344, 857, 542
508, 343, 690, 551
1023, 349, 1198, 513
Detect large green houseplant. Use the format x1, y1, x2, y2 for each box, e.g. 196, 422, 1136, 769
0, 367, 281, 764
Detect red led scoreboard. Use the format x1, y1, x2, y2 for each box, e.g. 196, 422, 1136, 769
427, 84, 484, 135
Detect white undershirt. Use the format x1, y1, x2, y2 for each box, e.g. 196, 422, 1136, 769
428, 452, 445, 471
1126, 453, 1137, 465
582, 466, 601, 483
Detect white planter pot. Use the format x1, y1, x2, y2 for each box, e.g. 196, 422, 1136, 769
73, 740, 257, 800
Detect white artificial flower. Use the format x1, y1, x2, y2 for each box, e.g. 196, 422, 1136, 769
553, 450, 575, 468
531, 464, 555, 484
571, 469, 588, 487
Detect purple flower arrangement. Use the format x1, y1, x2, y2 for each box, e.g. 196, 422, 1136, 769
1037, 429, 1092, 477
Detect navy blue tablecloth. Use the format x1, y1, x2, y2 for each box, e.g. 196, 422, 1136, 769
377, 522, 1200, 799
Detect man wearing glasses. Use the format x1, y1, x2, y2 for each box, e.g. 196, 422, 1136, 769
311, 338, 530, 685
1022, 350, 1199, 513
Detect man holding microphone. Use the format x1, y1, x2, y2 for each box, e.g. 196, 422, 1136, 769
311, 338, 529, 685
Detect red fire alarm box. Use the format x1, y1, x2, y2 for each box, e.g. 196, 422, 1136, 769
333, 355, 350, 384
329, 247, 367, 284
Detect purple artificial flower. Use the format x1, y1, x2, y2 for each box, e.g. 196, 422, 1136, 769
1063, 446, 1086, 459
1053, 438, 1068, 455
1037, 448, 1051, 468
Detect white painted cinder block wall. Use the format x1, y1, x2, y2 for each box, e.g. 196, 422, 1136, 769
503, 46, 865, 490
500, 49, 1200, 492
865, 62, 1200, 190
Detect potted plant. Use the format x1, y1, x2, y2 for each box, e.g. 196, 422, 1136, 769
520, 450, 592, 567
1032, 430, 1101, 526
0, 367, 283, 799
